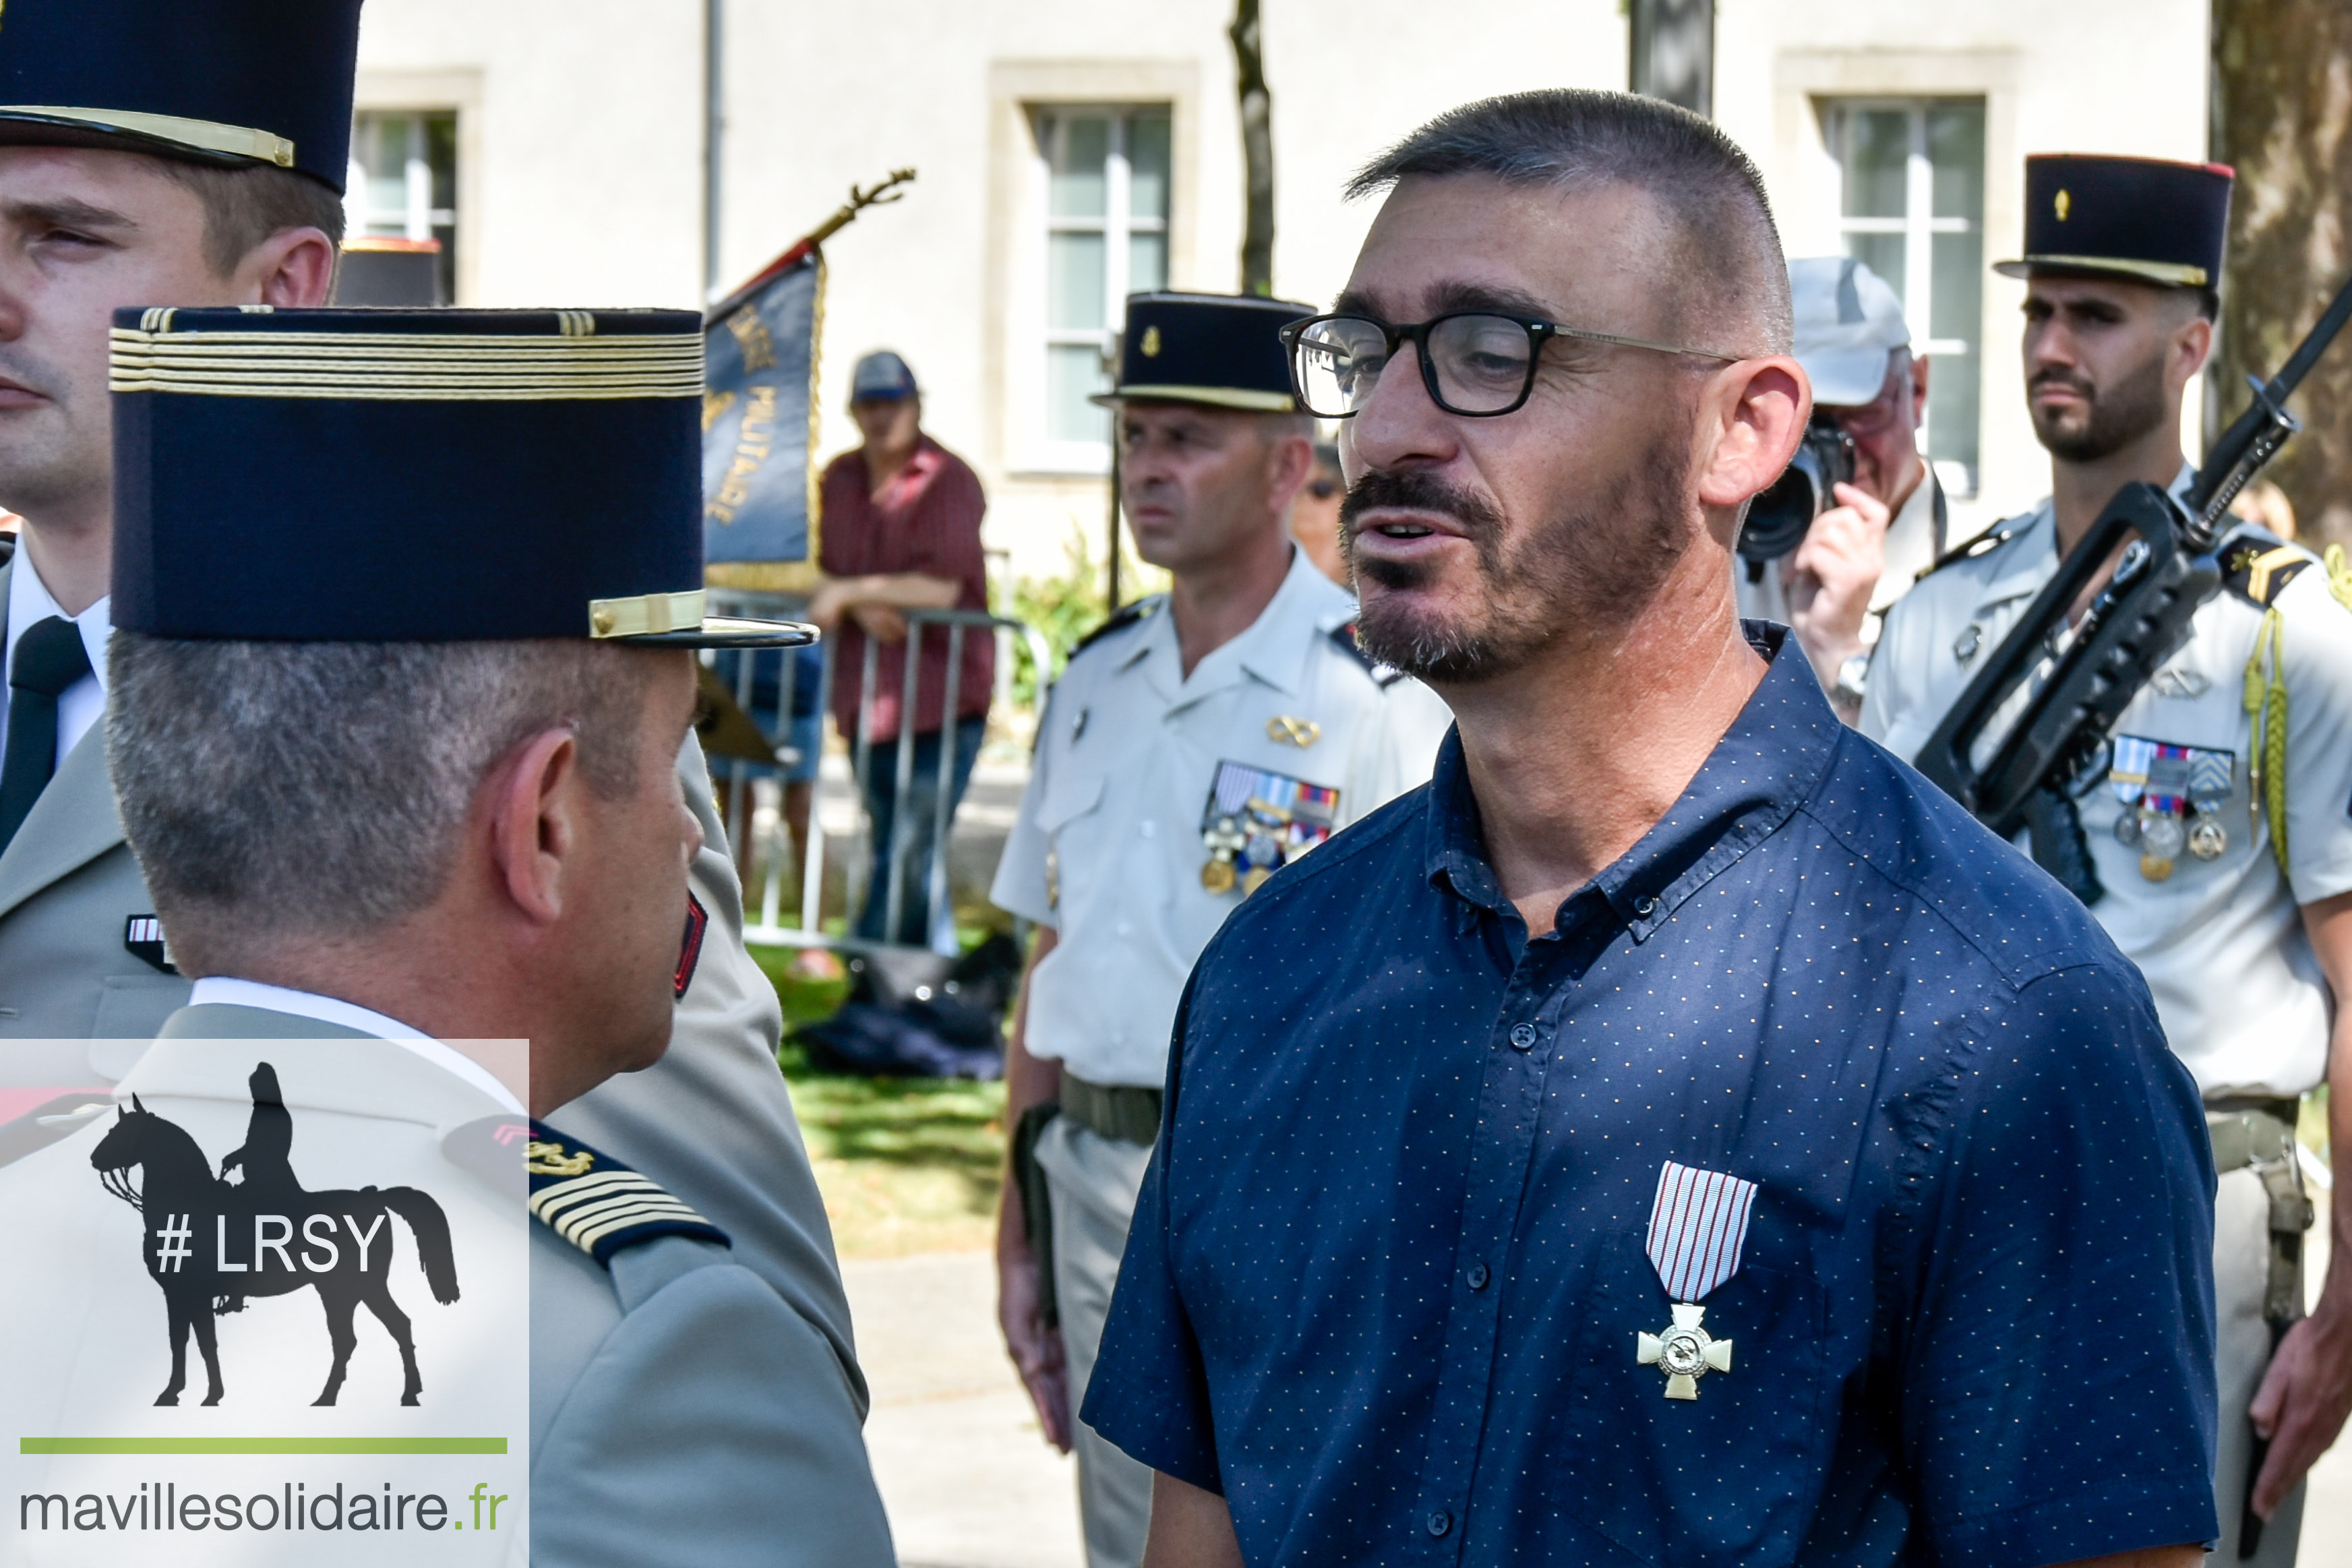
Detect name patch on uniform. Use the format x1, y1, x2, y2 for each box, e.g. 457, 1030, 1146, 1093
1198, 760, 1340, 897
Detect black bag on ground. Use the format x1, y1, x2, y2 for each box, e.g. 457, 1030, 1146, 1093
794, 936, 1022, 1080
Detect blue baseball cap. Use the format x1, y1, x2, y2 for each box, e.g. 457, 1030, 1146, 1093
850, 351, 917, 402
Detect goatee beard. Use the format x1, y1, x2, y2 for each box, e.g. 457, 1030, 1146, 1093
2030, 349, 2170, 464
1339, 437, 1697, 684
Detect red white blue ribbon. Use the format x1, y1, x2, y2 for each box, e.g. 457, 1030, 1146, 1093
1645, 1161, 1757, 1303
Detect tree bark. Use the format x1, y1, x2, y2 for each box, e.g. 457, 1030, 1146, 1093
1230, 0, 1275, 297
2209, 0, 2352, 549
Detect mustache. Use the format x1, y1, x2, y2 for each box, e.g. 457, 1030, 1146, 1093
2029, 367, 2096, 398
1338, 469, 1506, 539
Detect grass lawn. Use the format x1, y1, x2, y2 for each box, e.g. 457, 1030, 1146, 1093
753, 943, 1008, 1259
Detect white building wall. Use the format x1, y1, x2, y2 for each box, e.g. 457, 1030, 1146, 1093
353, 0, 2212, 578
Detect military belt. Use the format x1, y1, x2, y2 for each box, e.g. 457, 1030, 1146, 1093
2204, 1097, 2314, 1328
1060, 1073, 1164, 1147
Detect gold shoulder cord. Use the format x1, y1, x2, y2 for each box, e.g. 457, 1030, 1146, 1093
2243, 545, 2352, 879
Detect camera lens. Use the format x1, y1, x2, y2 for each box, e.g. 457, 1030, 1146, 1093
1737, 418, 1857, 567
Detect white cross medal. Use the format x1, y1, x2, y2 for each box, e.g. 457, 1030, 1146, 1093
1635, 1161, 1758, 1400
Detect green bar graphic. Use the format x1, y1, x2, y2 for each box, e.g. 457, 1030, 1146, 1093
22, 1437, 508, 1455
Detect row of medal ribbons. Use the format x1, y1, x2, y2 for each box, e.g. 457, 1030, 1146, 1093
2108, 735, 2233, 882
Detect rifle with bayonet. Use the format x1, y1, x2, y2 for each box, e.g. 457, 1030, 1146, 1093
1913, 270, 2352, 903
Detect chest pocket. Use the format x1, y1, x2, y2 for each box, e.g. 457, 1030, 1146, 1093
1552, 1235, 1831, 1566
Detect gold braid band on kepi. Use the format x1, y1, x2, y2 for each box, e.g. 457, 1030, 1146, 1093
109, 326, 704, 402
0, 104, 295, 165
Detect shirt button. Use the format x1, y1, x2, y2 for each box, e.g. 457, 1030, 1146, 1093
1508, 1023, 1536, 1051
1426, 1509, 1452, 1538
1633, 895, 1660, 917
1466, 1263, 1489, 1290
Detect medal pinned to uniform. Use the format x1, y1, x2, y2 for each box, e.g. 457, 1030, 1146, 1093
2109, 736, 2235, 880
1198, 760, 1339, 897
1635, 1161, 1757, 1401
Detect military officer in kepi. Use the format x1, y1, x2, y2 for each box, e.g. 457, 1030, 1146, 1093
0, 0, 878, 1489
992, 291, 1452, 1568
0, 305, 895, 1563
1863, 154, 2352, 1563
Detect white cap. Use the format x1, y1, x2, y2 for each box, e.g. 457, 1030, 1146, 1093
1788, 257, 1910, 406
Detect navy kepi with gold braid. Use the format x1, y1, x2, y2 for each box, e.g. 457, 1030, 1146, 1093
0, 0, 363, 190
525, 1121, 731, 1267
1097, 291, 1314, 413
1994, 154, 2233, 291
110, 307, 814, 649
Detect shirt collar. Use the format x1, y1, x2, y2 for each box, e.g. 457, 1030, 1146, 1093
6, 550, 111, 696
1133, 547, 1352, 702
1424, 623, 1842, 941
187, 975, 526, 1115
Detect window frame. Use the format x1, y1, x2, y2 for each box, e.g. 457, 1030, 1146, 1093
1028, 102, 1174, 474
1823, 95, 1986, 495
346, 108, 461, 304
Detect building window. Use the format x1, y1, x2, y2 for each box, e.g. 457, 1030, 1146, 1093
1824, 97, 1984, 493
346, 111, 458, 303
1033, 107, 1172, 458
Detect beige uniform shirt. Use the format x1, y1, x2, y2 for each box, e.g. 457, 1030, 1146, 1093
1863, 495, 2352, 1098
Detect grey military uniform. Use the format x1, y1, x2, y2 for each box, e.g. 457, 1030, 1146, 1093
528, 1124, 895, 1567
1863, 492, 2352, 1565
0, 557, 190, 1054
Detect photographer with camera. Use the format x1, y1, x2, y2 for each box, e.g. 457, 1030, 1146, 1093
1737, 257, 1946, 721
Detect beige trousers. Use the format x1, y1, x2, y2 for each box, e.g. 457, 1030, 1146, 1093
1036, 1116, 1158, 1568
2213, 1164, 2309, 1565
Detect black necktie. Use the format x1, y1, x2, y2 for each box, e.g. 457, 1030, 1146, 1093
0, 615, 93, 851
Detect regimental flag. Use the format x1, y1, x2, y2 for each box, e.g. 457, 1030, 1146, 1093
702, 253, 822, 566
1645, 1161, 1758, 1303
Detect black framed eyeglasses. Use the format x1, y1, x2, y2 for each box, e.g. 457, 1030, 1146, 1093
1279, 311, 1739, 419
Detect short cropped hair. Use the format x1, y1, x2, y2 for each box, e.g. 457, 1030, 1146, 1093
150, 161, 346, 278
109, 637, 655, 963
1347, 90, 1793, 355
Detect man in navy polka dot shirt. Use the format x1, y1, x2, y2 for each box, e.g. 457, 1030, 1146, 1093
1081, 90, 2217, 1568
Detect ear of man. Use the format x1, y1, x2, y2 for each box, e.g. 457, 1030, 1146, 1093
484, 726, 591, 930
1693, 355, 1809, 545
1258, 418, 1315, 521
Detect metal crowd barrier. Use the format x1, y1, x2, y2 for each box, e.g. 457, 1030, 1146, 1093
702, 590, 1053, 954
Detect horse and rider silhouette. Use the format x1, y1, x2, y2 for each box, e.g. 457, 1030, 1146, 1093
90, 1062, 460, 1408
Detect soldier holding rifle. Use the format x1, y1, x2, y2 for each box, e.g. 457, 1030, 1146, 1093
1864, 153, 2352, 1565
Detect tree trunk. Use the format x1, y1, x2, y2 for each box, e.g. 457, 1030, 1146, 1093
1231, 0, 1275, 297
2209, 0, 2352, 550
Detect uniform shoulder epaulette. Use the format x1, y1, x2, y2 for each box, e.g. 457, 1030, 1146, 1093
2216, 526, 2318, 609
1913, 521, 2021, 582
525, 1121, 731, 1265
1326, 621, 1404, 688
1068, 595, 1163, 661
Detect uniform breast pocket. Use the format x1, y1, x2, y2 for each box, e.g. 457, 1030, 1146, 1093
1554, 1239, 1832, 1566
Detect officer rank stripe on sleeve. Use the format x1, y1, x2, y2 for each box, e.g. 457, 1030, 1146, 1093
524, 1120, 731, 1266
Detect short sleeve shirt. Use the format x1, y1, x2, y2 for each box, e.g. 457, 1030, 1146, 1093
989, 548, 1453, 1087
1862, 493, 2352, 1097
1085, 625, 2217, 1568
817, 436, 993, 738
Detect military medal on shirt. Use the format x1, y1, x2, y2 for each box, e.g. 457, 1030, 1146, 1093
1635, 1161, 1757, 1400
1198, 759, 1340, 897
2107, 735, 2233, 880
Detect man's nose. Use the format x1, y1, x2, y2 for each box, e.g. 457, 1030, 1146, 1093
1347, 344, 1457, 473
